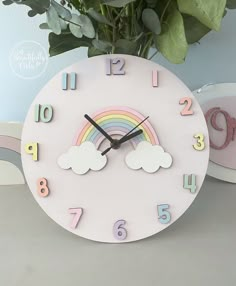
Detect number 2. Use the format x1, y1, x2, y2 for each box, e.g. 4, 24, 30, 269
193, 133, 205, 151
106, 58, 125, 75
179, 97, 194, 116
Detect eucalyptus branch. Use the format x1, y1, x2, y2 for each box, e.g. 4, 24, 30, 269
58, 15, 82, 27
160, 0, 172, 23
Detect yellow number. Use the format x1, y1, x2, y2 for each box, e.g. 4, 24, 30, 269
25, 142, 38, 161
193, 134, 205, 151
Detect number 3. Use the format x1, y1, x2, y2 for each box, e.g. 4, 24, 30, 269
193, 133, 205, 151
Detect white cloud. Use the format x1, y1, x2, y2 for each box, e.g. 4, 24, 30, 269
57, 142, 107, 175
125, 141, 172, 173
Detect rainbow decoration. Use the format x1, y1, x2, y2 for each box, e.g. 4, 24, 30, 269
74, 107, 159, 148
0, 122, 25, 185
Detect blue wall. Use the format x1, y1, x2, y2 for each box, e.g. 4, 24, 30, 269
1, 4, 236, 121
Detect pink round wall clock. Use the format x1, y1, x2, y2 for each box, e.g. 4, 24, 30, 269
194, 83, 236, 183
21, 55, 209, 243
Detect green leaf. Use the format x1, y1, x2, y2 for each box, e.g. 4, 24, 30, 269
142, 8, 161, 35
92, 39, 112, 52
14, 0, 50, 14
226, 0, 236, 9
47, 5, 61, 35
88, 8, 114, 27
82, 0, 101, 10
114, 39, 139, 55
79, 14, 96, 38
28, 9, 37, 17
2, 0, 14, 5
51, 0, 72, 20
102, 0, 135, 8
183, 15, 210, 44
145, 0, 158, 8
39, 23, 50, 29
155, 10, 188, 64
69, 14, 83, 38
177, 0, 226, 31
69, 14, 95, 39
88, 47, 106, 57
49, 32, 92, 56
60, 18, 68, 30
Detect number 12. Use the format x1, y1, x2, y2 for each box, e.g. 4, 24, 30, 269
106, 58, 125, 75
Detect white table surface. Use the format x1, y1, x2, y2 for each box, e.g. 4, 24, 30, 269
0, 176, 235, 286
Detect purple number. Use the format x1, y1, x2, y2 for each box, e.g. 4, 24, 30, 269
113, 220, 127, 240
205, 107, 236, 150
106, 58, 125, 75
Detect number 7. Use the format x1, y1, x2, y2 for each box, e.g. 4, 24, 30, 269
68, 208, 83, 229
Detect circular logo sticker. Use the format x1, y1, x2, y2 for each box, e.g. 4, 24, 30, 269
9, 40, 48, 80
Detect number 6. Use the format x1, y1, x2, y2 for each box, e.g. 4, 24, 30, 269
113, 220, 127, 240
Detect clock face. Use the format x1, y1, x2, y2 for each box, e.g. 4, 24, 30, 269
21, 55, 209, 243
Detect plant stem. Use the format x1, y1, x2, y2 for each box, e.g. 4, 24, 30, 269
59, 16, 82, 27
100, 4, 112, 43
148, 50, 158, 60
140, 35, 153, 58
160, 0, 172, 23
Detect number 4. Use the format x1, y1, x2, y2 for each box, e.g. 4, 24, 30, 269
183, 174, 197, 193
69, 208, 83, 229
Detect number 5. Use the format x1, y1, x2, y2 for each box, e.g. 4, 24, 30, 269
157, 204, 171, 224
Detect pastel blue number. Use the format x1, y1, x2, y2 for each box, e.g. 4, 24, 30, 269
158, 204, 171, 224
183, 174, 197, 193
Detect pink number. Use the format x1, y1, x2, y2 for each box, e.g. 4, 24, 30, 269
69, 208, 83, 229
205, 107, 236, 150
37, 178, 49, 197
179, 97, 194, 116
152, 70, 158, 87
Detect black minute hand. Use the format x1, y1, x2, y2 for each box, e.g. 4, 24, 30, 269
84, 114, 114, 143
119, 129, 143, 144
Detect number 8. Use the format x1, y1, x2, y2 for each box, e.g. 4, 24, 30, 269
37, 178, 49, 197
